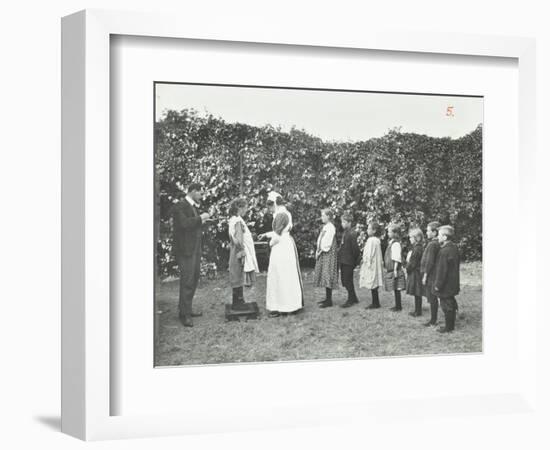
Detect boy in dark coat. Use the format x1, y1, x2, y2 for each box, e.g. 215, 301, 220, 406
433, 225, 460, 333
338, 213, 361, 308
406, 228, 425, 317
421, 221, 441, 326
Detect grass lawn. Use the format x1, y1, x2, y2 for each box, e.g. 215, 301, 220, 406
155, 261, 482, 366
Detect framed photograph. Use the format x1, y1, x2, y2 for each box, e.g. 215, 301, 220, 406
62, 9, 537, 440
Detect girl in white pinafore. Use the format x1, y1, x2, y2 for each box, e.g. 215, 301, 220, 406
262, 192, 304, 316
359, 221, 385, 309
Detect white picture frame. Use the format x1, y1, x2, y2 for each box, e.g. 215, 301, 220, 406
61, 9, 537, 441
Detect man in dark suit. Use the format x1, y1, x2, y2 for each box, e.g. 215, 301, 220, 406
172, 183, 212, 327
433, 225, 460, 333
338, 213, 361, 308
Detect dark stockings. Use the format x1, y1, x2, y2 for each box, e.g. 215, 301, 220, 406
394, 290, 402, 310
370, 288, 380, 307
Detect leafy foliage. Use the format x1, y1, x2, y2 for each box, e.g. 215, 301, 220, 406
155, 109, 482, 279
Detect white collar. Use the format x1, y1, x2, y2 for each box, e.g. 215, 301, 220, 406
229, 215, 244, 224
185, 195, 198, 207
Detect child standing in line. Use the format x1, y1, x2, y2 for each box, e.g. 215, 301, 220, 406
359, 221, 384, 309
338, 213, 361, 308
433, 225, 461, 333
314, 209, 339, 308
227, 198, 259, 310
384, 224, 406, 312
406, 228, 425, 317
420, 221, 441, 326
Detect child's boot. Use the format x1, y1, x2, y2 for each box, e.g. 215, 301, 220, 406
438, 309, 455, 333
424, 301, 438, 326
367, 288, 381, 309
410, 296, 422, 317
390, 290, 402, 311
341, 286, 359, 308
319, 288, 333, 308
232, 287, 248, 311
448, 308, 456, 331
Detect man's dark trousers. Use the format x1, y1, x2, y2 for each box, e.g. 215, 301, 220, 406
177, 253, 200, 318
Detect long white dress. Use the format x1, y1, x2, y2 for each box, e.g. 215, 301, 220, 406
359, 236, 384, 289
265, 206, 304, 312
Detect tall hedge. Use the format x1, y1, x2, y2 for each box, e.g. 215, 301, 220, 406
155, 109, 482, 279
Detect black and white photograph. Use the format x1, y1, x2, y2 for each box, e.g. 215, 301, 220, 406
154, 82, 483, 367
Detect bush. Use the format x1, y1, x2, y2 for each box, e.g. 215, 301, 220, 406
155, 109, 482, 279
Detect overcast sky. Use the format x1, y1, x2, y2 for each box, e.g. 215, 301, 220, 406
155, 83, 483, 142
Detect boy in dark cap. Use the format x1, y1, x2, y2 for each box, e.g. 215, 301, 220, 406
433, 225, 460, 333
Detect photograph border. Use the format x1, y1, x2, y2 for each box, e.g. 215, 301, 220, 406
61, 8, 537, 440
